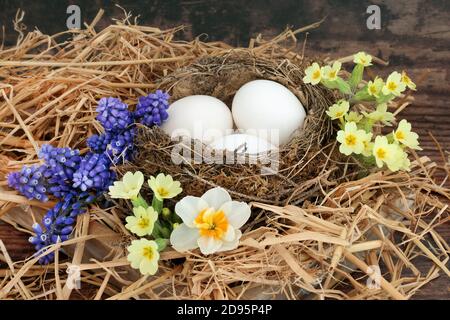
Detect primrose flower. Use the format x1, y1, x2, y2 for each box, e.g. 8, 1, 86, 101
393, 119, 421, 150
127, 239, 160, 275
345, 111, 363, 123
170, 187, 251, 255
326, 100, 350, 120
361, 132, 374, 157
321, 61, 341, 81
401, 71, 416, 90
367, 77, 384, 98
148, 173, 182, 201
382, 71, 406, 96
353, 52, 372, 67
303, 63, 322, 85
125, 206, 158, 236
108, 171, 144, 200
336, 122, 367, 156
372, 136, 405, 171
362, 104, 395, 125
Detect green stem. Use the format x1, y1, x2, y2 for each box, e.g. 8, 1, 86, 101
131, 194, 149, 209
152, 196, 163, 214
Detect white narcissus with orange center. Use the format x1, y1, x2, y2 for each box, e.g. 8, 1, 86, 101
170, 187, 251, 255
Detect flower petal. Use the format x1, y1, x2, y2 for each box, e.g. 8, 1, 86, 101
170, 223, 200, 252
139, 258, 158, 275
217, 230, 242, 253
197, 236, 223, 255
223, 224, 235, 242
220, 201, 251, 229
200, 187, 231, 210
175, 196, 208, 227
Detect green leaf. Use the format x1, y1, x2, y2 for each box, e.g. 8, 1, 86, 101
349, 64, 364, 90
376, 93, 394, 104
131, 194, 149, 209
335, 77, 352, 94
353, 86, 375, 102
151, 196, 163, 214
155, 238, 169, 252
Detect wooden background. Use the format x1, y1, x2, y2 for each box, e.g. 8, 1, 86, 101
0, 0, 449, 299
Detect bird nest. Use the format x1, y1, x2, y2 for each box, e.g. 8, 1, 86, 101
125, 50, 341, 205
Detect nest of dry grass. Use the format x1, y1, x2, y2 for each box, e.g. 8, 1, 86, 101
0, 11, 448, 300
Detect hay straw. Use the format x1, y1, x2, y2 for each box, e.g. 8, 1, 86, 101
0, 11, 448, 300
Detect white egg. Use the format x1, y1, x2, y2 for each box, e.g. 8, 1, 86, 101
209, 133, 277, 154
162, 95, 233, 144
232, 79, 306, 145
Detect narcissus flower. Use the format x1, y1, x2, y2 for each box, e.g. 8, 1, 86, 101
109, 171, 144, 200
362, 104, 395, 125
353, 52, 372, 67
148, 173, 182, 201
326, 100, 350, 120
367, 77, 384, 98
127, 239, 160, 275
303, 63, 322, 85
125, 206, 158, 236
336, 122, 368, 156
393, 119, 421, 150
321, 61, 341, 81
345, 111, 363, 123
170, 187, 251, 255
401, 71, 416, 90
382, 71, 406, 96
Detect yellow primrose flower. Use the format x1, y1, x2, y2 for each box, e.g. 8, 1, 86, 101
401, 71, 416, 90
362, 104, 395, 125
321, 61, 342, 81
361, 132, 374, 157
367, 77, 384, 98
108, 171, 144, 200
127, 239, 160, 275
372, 136, 405, 171
393, 119, 421, 150
382, 71, 406, 96
125, 206, 158, 237
345, 111, 363, 123
303, 62, 323, 85
336, 122, 367, 156
148, 173, 182, 201
170, 187, 251, 255
326, 100, 350, 120
353, 52, 373, 67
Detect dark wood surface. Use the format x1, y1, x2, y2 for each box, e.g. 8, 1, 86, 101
0, 0, 449, 299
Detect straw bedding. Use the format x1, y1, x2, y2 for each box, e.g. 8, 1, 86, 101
0, 11, 448, 300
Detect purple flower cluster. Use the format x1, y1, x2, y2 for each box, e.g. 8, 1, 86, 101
72, 153, 115, 192
7, 165, 48, 202
96, 97, 134, 132
135, 90, 170, 126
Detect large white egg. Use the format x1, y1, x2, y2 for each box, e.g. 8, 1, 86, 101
162, 95, 233, 144
209, 133, 277, 154
232, 80, 306, 145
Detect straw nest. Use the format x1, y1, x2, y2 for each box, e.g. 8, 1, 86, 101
0, 11, 449, 300
126, 49, 338, 205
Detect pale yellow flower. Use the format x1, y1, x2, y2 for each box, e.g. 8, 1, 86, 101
372, 136, 406, 171
108, 171, 144, 200
148, 173, 182, 201
362, 104, 395, 125
125, 206, 158, 237
361, 132, 374, 157
367, 77, 384, 98
401, 71, 416, 90
336, 122, 367, 156
393, 119, 421, 150
345, 111, 363, 123
326, 100, 350, 120
127, 239, 160, 275
321, 61, 342, 81
353, 52, 372, 67
303, 62, 323, 85
170, 187, 251, 255
382, 71, 406, 96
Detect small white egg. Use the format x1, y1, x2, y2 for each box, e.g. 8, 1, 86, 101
209, 133, 277, 154
232, 79, 306, 145
162, 95, 233, 144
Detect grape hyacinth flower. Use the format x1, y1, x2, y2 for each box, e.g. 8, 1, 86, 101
72, 152, 115, 192
96, 97, 134, 132
135, 90, 170, 127
87, 132, 112, 153
29, 192, 95, 264
107, 127, 136, 162
7, 165, 48, 202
